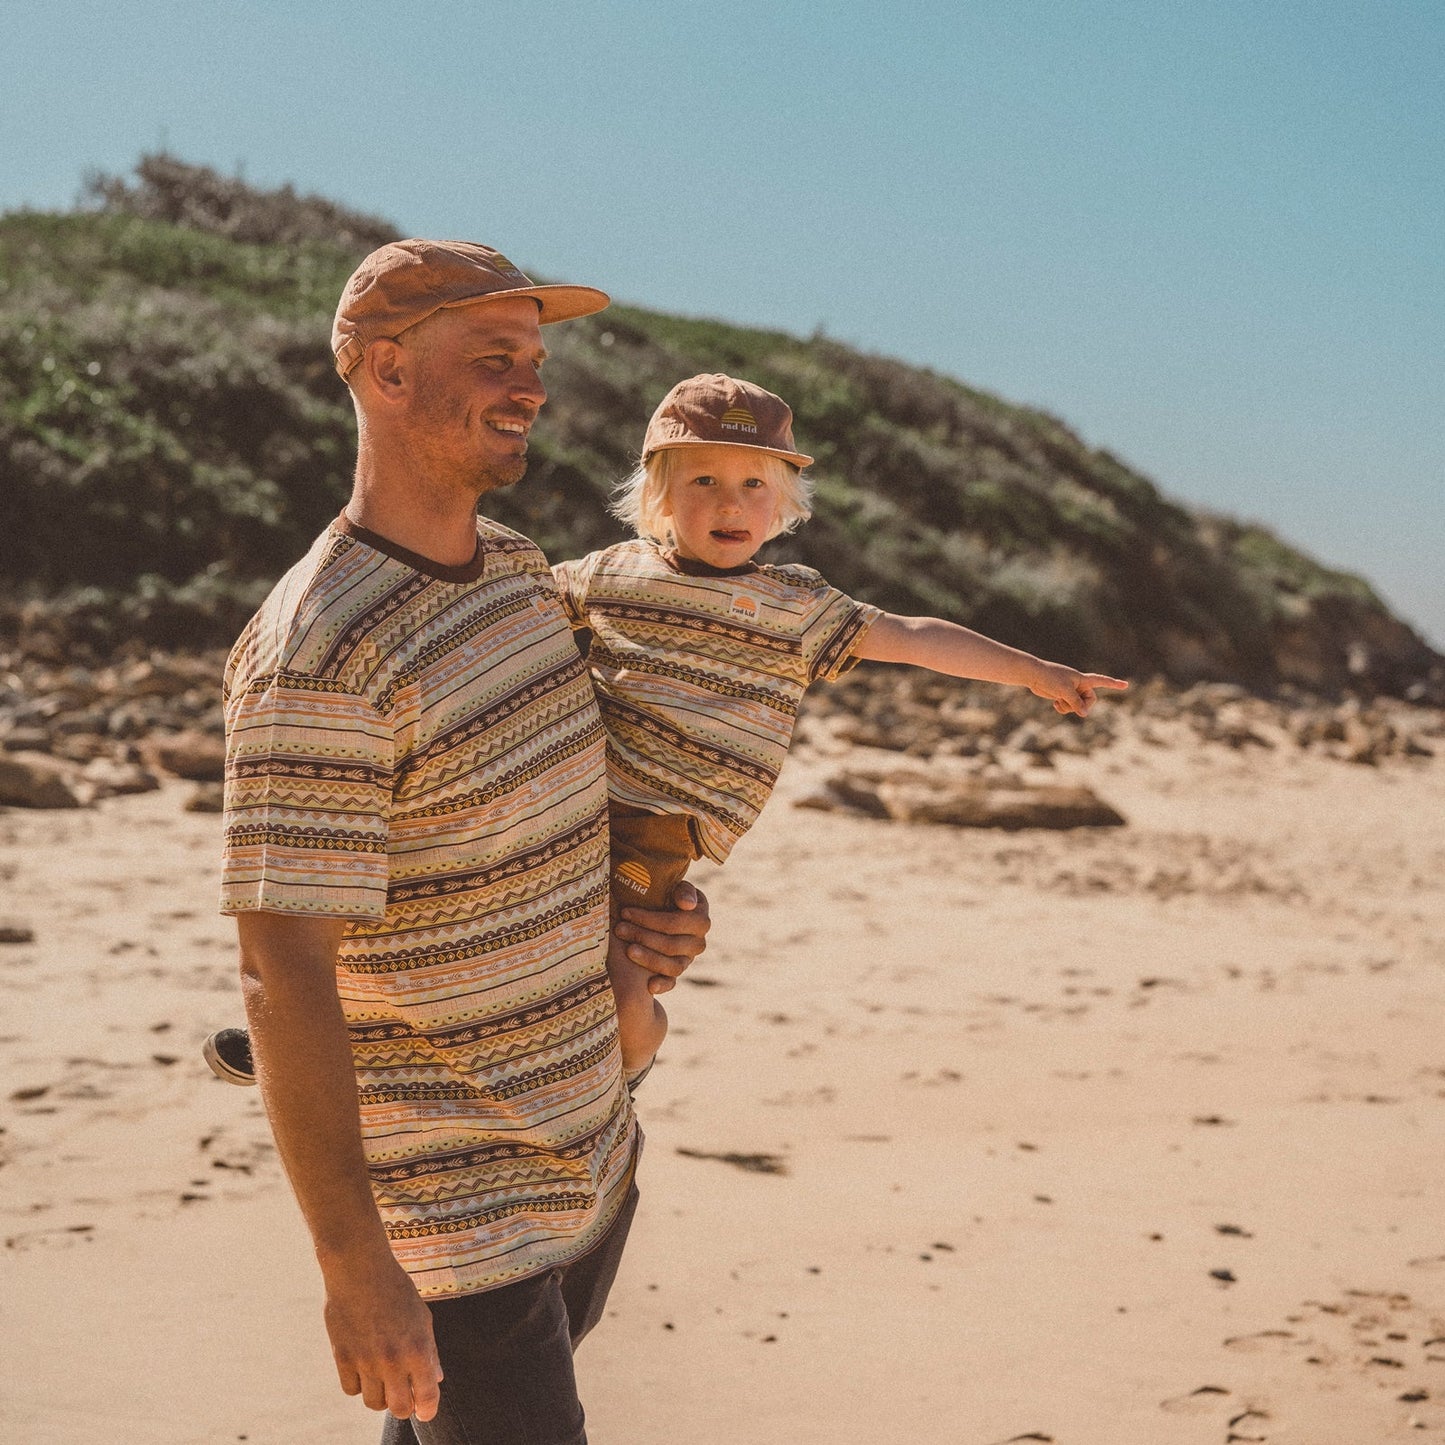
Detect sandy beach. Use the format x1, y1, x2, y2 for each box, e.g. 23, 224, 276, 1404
3, 702, 1443, 1443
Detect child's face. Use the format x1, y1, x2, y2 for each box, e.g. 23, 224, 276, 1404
662, 445, 780, 569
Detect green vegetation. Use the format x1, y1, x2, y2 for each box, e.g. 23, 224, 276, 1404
1, 155, 1436, 695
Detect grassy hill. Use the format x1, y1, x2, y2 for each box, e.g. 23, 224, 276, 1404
2, 155, 1438, 698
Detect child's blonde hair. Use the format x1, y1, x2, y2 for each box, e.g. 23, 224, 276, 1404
610, 446, 814, 545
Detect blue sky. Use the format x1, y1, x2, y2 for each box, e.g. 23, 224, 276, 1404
6, 0, 1442, 645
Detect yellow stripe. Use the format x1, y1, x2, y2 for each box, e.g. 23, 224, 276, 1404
615, 860, 652, 890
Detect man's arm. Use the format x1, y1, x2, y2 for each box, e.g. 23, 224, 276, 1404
615, 880, 711, 996
236, 911, 442, 1423
854, 613, 1128, 718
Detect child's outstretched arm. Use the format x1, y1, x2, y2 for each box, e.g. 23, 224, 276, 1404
853, 614, 1128, 717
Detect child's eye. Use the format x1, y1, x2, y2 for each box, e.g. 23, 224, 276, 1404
743, 477, 767, 489
690, 475, 716, 487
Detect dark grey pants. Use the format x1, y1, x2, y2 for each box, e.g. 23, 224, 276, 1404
380, 1180, 640, 1445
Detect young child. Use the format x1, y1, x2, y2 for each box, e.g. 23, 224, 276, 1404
203, 372, 1126, 1092
549, 373, 1127, 1085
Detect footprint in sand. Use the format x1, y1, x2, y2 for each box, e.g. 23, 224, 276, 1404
1224, 1330, 1296, 1353
3, 1222, 96, 1253
1226, 1407, 1271, 1442
675, 1146, 788, 1176
1160, 1384, 1231, 1415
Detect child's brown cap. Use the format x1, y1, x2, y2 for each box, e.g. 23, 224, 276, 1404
642, 374, 813, 469
331, 239, 609, 379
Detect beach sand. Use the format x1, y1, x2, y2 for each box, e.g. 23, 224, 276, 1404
3, 720, 1443, 1443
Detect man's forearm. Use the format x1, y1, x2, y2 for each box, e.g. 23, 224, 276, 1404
236, 912, 391, 1265
234, 911, 443, 1420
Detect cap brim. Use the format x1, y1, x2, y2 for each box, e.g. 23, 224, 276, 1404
443, 284, 610, 325
644, 438, 813, 470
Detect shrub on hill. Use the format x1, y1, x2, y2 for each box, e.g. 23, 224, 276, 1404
82, 152, 399, 252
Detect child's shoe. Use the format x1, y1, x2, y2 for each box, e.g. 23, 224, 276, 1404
203, 1027, 256, 1086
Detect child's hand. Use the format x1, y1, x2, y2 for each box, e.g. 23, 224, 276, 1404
1029, 662, 1129, 718
616, 882, 711, 995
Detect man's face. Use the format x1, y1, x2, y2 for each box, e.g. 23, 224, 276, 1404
402, 296, 549, 497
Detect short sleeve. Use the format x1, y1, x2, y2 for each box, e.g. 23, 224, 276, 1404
550, 552, 602, 632
220, 671, 395, 919
801, 589, 883, 684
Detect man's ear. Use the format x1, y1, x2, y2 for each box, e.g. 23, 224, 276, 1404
360, 338, 410, 406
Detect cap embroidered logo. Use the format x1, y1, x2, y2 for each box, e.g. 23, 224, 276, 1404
719, 407, 759, 434
615, 860, 652, 895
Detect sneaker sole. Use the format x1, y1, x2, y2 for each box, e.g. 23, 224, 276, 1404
202, 1033, 257, 1086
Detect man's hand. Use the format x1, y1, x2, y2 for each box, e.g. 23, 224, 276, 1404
323, 1248, 443, 1422
615, 881, 710, 996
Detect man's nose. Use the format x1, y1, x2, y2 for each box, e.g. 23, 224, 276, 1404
512, 365, 546, 407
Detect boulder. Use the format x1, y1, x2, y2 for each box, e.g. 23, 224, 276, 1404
185, 782, 226, 813
150, 730, 227, 781
119, 659, 205, 699
797, 767, 1126, 831
80, 755, 161, 800
0, 751, 85, 808
1, 726, 51, 753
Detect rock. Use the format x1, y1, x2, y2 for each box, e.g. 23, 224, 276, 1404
1341, 717, 1383, 765
185, 782, 226, 813
105, 705, 151, 740
80, 755, 161, 799
831, 716, 910, 751
0, 751, 85, 808
52, 709, 110, 737
1199, 719, 1274, 750
1007, 723, 1056, 757
882, 779, 1125, 830
798, 767, 1125, 830
51, 733, 114, 764
1181, 682, 1250, 716
1, 726, 51, 753
119, 659, 204, 699
151, 730, 226, 781
938, 705, 1003, 736
815, 770, 893, 817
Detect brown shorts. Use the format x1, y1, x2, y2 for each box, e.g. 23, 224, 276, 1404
608, 801, 703, 917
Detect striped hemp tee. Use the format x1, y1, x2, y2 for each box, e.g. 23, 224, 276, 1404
551, 539, 880, 864
220, 514, 636, 1299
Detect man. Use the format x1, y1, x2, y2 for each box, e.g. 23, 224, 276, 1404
219, 240, 710, 1443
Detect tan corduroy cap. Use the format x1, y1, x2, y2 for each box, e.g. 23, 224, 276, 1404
642, 374, 813, 469
331, 239, 609, 379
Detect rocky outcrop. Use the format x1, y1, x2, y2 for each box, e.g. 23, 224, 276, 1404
0, 651, 224, 807
803, 669, 1440, 769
